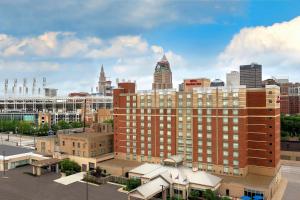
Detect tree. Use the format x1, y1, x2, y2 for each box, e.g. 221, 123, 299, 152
38, 123, 50, 136
59, 159, 81, 176
57, 120, 71, 129
125, 178, 141, 191
203, 189, 218, 200
103, 119, 113, 127
70, 121, 83, 128
18, 121, 34, 135
189, 190, 200, 200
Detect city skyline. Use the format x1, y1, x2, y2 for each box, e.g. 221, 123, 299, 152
0, 1, 300, 94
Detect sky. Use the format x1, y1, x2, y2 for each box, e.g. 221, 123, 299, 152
0, 0, 300, 95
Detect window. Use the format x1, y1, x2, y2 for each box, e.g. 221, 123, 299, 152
233, 109, 238, 115
233, 126, 239, 132
207, 125, 212, 131
233, 168, 239, 175
233, 134, 239, 141
223, 109, 228, 115
207, 109, 212, 115
223, 151, 229, 157
233, 143, 239, 149
223, 117, 228, 124
223, 134, 228, 140
233, 151, 239, 158
233, 117, 239, 124
207, 156, 212, 163
223, 167, 229, 173
223, 126, 228, 132
223, 159, 229, 165
62, 141, 65, 146
223, 142, 229, 149
233, 160, 239, 166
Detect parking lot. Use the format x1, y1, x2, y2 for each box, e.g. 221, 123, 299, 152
0, 166, 127, 200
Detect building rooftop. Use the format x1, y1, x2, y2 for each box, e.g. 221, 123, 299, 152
0, 144, 33, 156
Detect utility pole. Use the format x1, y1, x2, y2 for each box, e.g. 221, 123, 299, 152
2, 151, 5, 177
83, 98, 87, 132
86, 170, 89, 200
160, 185, 166, 200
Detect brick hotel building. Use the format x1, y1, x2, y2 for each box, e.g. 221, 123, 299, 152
114, 83, 280, 177
113, 57, 281, 199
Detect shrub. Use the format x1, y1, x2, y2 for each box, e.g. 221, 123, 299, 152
125, 178, 141, 191
59, 159, 81, 175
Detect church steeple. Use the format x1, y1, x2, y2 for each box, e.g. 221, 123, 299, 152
100, 64, 106, 83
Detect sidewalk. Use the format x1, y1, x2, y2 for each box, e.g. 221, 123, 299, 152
54, 172, 86, 185
271, 178, 287, 200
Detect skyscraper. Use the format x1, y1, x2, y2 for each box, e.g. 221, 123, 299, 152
226, 71, 240, 86
240, 63, 262, 88
152, 55, 173, 90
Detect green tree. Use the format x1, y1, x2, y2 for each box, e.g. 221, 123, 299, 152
70, 121, 83, 128
59, 159, 81, 175
39, 123, 50, 136
125, 178, 141, 191
203, 189, 218, 200
189, 190, 200, 200
103, 119, 113, 127
17, 121, 34, 135
57, 120, 71, 129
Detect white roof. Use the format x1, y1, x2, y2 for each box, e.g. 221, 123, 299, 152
129, 163, 161, 175
0, 152, 47, 161
131, 163, 222, 188
130, 177, 169, 199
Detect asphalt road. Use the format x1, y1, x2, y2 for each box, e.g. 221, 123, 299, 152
0, 166, 127, 200
282, 165, 300, 200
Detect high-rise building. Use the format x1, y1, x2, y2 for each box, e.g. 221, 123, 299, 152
152, 55, 173, 90
240, 63, 262, 88
226, 71, 240, 86
98, 65, 112, 96
113, 81, 281, 199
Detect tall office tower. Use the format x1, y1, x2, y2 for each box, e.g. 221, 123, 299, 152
226, 71, 240, 86
152, 55, 173, 90
97, 65, 112, 96
240, 63, 262, 88
113, 81, 281, 198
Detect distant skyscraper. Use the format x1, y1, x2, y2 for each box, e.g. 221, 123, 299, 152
226, 71, 240, 87
97, 65, 112, 96
240, 63, 262, 88
152, 55, 173, 90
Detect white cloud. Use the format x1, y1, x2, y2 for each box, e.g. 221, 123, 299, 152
0, 31, 187, 92
218, 16, 300, 81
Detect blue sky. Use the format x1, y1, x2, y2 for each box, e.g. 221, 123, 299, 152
0, 0, 300, 94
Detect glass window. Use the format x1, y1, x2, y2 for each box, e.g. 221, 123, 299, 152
233, 126, 239, 132
233, 143, 239, 149
223, 126, 228, 132
223, 151, 229, 157
223, 109, 228, 115
233, 117, 239, 124
223, 159, 229, 165
233, 109, 238, 115
223, 117, 228, 124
